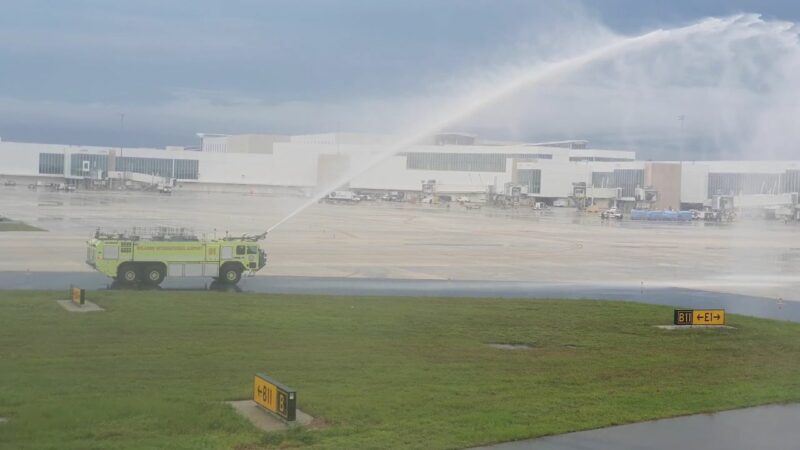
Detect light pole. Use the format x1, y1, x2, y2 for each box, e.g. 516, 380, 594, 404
119, 113, 125, 159
677, 114, 685, 160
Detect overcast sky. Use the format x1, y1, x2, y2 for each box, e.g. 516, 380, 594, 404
1, 0, 799, 159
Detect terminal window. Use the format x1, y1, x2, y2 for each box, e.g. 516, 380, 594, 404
782, 170, 800, 193
589, 170, 643, 197
592, 172, 614, 188
174, 159, 199, 180
113, 157, 199, 180
406, 153, 551, 173
612, 169, 644, 197
38, 153, 65, 175
570, 157, 631, 162
517, 169, 542, 194
116, 157, 173, 178
407, 153, 507, 172
708, 173, 783, 196
70, 154, 108, 177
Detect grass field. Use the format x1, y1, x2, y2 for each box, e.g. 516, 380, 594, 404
1, 290, 799, 450
0, 222, 44, 232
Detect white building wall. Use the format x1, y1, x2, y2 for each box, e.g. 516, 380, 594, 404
399, 144, 565, 158
0, 140, 320, 186
680, 162, 709, 204
194, 150, 317, 186
735, 193, 795, 208
703, 160, 800, 174
0, 142, 47, 176
586, 161, 646, 172
201, 136, 228, 153
216, 134, 290, 154
350, 155, 511, 193
0, 140, 633, 193
538, 162, 591, 197
568, 149, 636, 161
305, 143, 567, 193
289, 133, 398, 145
7, 138, 799, 202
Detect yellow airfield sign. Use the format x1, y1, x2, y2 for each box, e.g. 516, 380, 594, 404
253, 373, 296, 421
674, 309, 725, 325
70, 287, 85, 306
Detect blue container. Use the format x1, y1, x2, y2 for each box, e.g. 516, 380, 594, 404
631, 209, 694, 221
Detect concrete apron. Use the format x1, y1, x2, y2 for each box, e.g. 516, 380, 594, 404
227, 400, 314, 432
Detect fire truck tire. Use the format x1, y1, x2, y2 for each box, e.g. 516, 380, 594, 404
117, 263, 141, 285
219, 264, 242, 285
144, 264, 166, 286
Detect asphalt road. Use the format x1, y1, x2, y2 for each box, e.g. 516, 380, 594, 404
0, 271, 796, 323
469, 404, 800, 450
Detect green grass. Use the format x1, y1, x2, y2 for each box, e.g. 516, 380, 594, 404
0, 222, 44, 232
1, 290, 799, 450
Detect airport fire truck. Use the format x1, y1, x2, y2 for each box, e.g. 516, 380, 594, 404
86, 227, 267, 286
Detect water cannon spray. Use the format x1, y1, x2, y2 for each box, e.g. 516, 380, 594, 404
263, 15, 753, 234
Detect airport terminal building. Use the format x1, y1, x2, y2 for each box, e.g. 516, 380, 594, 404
1, 133, 799, 211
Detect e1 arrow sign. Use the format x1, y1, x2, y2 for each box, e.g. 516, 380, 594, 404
674, 309, 725, 326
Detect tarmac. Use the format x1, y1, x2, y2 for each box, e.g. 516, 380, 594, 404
1, 188, 800, 301
470, 404, 800, 450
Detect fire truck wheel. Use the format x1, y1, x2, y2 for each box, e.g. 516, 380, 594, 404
219, 264, 242, 285
144, 265, 166, 286
117, 263, 141, 285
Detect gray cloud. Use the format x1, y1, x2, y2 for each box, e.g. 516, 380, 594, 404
0, 2, 799, 162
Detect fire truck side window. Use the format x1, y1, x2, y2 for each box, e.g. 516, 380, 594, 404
247, 246, 258, 254
236, 245, 245, 255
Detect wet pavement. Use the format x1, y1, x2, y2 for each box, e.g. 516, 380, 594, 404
0, 272, 796, 323
3, 189, 800, 301
469, 404, 800, 450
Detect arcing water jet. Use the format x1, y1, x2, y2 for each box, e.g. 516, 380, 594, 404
264, 14, 787, 235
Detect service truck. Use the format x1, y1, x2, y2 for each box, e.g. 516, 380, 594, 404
321, 190, 360, 204
86, 227, 267, 286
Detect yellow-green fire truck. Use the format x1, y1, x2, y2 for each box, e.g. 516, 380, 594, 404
86, 228, 267, 286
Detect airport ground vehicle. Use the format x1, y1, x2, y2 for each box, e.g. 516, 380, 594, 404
381, 191, 404, 202
600, 208, 623, 220
86, 227, 267, 286
321, 190, 361, 204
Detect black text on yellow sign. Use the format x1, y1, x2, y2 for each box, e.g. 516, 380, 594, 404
70, 287, 85, 306
674, 309, 725, 325
253, 373, 296, 421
